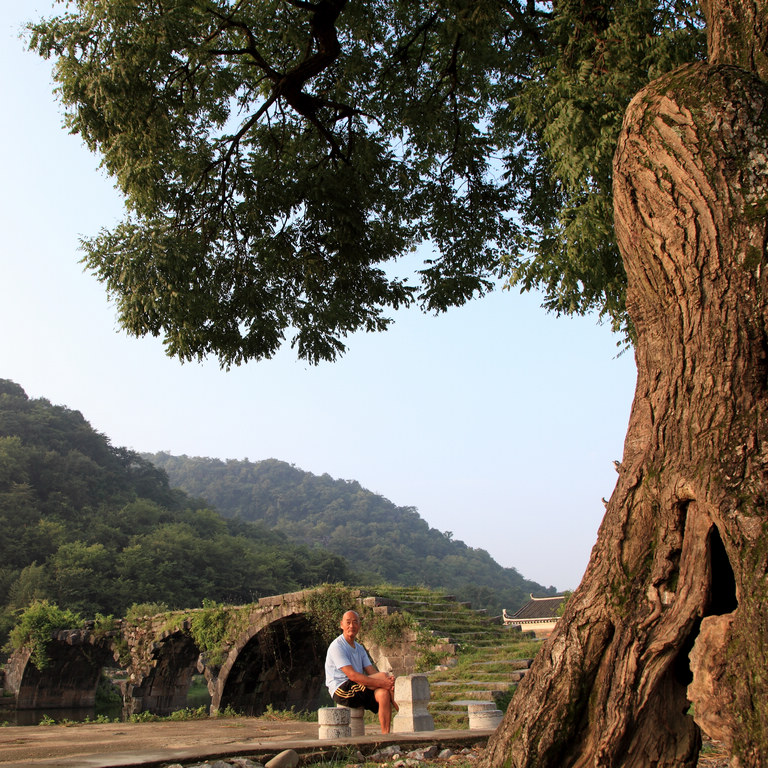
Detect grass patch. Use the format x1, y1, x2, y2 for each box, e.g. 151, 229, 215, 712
260, 704, 316, 722
128, 706, 210, 723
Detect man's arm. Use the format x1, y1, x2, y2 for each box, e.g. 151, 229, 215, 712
339, 664, 395, 692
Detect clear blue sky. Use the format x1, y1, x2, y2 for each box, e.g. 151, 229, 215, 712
1, 1, 637, 592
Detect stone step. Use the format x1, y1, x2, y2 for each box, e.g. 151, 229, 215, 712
439, 698, 500, 709
429, 709, 469, 718
470, 658, 533, 669
447, 690, 498, 702
431, 680, 513, 691
433, 675, 521, 685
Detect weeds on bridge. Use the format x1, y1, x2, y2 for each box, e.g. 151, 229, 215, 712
361, 610, 415, 647
125, 602, 170, 621
6, 601, 83, 670
304, 585, 361, 645
188, 599, 233, 667
304, 583, 419, 649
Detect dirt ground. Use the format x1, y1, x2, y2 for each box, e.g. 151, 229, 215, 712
0, 718, 484, 768
0, 718, 732, 768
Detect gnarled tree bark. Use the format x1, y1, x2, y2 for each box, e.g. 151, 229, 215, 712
486, 1, 768, 766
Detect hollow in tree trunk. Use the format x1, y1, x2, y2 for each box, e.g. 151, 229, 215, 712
486, 2, 768, 766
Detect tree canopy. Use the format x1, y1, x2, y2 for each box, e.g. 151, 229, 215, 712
29, 0, 703, 365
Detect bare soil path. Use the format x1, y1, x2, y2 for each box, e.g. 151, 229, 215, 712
0, 718, 485, 768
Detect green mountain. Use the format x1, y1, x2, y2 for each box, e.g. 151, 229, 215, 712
0, 379, 350, 645
145, 452, 555, 615
0, 376, 552, 651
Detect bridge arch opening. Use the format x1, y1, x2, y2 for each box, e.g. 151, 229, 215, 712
128, 631, 201, 716
219, 614, 326, 715
11, 640, 114, 712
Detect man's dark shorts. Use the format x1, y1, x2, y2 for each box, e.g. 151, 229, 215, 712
332, 679, 379, 713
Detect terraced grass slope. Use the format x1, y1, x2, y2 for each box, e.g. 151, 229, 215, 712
369, 585, 543, 728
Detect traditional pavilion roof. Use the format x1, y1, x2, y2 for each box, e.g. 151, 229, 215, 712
510, 594, 567, 620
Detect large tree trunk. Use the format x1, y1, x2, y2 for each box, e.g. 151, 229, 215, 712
486, 3, 768, 767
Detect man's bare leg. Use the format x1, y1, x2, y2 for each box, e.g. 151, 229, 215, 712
369, 672, 397, 733
370, 671, 398, 710
375, 688, 391, 733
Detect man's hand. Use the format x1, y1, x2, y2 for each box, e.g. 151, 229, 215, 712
341, 665, 395, 692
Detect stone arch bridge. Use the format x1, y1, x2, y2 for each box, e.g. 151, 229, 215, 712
3, 589, 454, 718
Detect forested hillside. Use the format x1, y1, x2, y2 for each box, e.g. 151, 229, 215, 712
146, 453, 555, 614
0, 380, 349, 645
0, 376, 551, 652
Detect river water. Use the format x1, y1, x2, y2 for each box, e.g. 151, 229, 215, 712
0, 675, 212, 726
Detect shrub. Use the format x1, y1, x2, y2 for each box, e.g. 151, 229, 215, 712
215, 705, 241, 718
555, 591, 573, 617
189, 599, 236, 667
37, 714, 56, 726
92, 613, 117, 635
362, 610, 415, 647
7, 601, 82, 670
168, 706, 208, 721
304, 584, 361, 645
128, 710, 160, 722
261, 703, 315, 721
125, 602, 169, 622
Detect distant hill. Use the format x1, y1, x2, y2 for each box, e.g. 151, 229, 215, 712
0, 380, 350, 646
0, 375, 553, 652
145, 452, 556, 615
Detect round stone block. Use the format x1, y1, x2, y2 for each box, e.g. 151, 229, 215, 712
340, 706, 365, 736
318, 707, 351, 739
469, 708, 504, 730
318, 707, 350, 725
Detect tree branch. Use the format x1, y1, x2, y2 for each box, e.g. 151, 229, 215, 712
205, 0, 353, 159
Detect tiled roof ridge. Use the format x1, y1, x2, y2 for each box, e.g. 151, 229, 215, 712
508, 593, 568, 621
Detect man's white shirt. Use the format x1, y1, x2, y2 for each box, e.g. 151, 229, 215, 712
325, 633, 372, 696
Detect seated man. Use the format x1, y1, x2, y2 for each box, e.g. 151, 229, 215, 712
324, 609, 397, 734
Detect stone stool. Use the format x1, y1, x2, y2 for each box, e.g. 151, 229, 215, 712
318, 706, 351, 739
392, 674, 434, 733
336, 703, 365, 736
468, 703, 504, 730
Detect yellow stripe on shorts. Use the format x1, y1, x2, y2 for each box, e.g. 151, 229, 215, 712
334, 683, 366, 699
